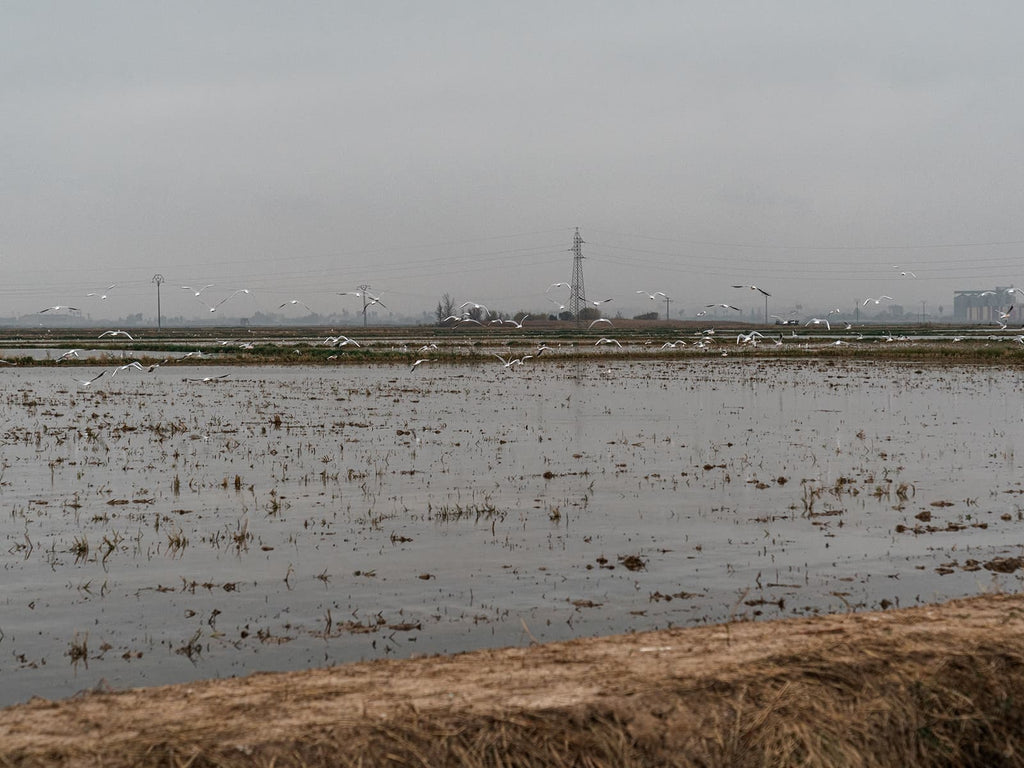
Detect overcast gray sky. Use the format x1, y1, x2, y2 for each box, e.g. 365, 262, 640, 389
3, 2, 1023, 323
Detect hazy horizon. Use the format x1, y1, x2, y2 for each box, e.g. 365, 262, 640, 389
4, 3, 1023, 323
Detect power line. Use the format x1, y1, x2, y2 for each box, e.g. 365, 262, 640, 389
586, 227, 1024, 252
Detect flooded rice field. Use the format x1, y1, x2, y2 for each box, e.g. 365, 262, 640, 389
2, 358, 1023, 706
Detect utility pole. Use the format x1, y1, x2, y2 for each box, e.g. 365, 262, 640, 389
568, 228, 586, 326
732, 284, 770, 324
663, 294, 671, 321
358, 284, 373, 327
152, 274, 164, 330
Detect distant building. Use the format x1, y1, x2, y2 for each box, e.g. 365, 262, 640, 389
953, 288, 1015, 322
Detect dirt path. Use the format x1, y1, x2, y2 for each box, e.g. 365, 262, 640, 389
3, 592, 1024, 767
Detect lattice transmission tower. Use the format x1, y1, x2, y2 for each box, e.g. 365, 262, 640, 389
568, 227, 586, 324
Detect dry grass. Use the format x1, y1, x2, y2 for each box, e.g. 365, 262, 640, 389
3, 593, 1024, 767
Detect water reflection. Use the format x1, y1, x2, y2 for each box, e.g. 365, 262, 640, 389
0, 359, 1022, 705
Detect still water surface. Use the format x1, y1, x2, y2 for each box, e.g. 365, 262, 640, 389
1, 359, 1022, 705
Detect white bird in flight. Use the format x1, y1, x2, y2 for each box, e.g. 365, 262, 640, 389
182, 284, 214, 297
111, 361, 144, 376
86, 284, 117, 300
72, 371, 105, 387
494, 353, 524, 369
731, 285, 771, 297
339, 290, 387, 308
588, 318, 613, 329
706, 304, 741, 312
324, 335, 360, 347
546, 282, 569, 293
98, 330, 135, 340
636, 290, 667, 300
862, 296, 894, 306
40, 305, 79, 313
805, 318, 831, 330
201, 289, 251, 313
459, 300, 489, 317
279, 299, 313, 312
410, 358, 431, 372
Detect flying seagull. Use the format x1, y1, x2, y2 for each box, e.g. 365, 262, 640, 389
40, 305, 79, 313
202, 289, 251, 313
111, 361, 145, 376
86, 284, 117, 300
98, 330, 135, 340
459, 300, 490, 317
72, 371, 105, 387
279, 299, 313, 312
339, 290, 388, 309
732, 285, 771, 297
502, 315, 529, 329
324, 335, 360, 347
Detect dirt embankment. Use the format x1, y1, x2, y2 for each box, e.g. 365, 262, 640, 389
2, 593, 1024, 767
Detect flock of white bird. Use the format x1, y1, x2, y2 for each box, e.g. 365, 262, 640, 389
30, 265, 1014, 332
37, 284, 385, 319
16, 266, 1024, 382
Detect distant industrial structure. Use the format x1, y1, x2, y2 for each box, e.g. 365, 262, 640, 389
953, 287, 1015, 323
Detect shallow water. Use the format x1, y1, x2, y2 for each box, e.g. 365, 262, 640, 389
1, 359, 1022, 705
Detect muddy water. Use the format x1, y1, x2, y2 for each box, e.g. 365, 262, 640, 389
1, 359, 1022, 705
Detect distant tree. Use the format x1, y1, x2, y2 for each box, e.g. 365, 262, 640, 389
633, 312, 658, 321
578, 306, 601, 322
435, 293, 456, 324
